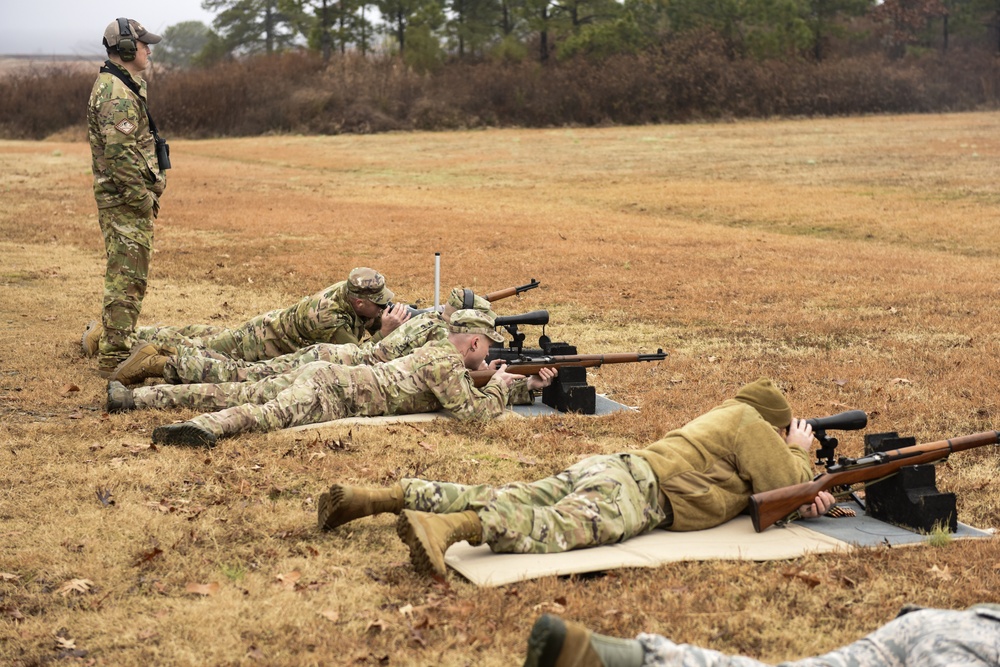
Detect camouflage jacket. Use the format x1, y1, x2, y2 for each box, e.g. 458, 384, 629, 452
88, 61, 166, 212
344, 340, 533, 421
631, 400, 812, 532
254, 281, 385, 354
360, 312, 450, 363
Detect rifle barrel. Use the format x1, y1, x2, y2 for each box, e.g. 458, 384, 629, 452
469, 350, 667, 388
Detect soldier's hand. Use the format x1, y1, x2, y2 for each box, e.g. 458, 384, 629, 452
379, 303, 411, 335
526, 367, 557, 391
490, 363, 523, 388
784, 417, 814, 452
797, 491, 836, 519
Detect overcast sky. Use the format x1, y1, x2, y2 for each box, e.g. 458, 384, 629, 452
0, 1, 217, 56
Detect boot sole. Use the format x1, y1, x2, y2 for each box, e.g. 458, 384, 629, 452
106, 381, 134, 413
396, 510, 446, 577
111, 344, 160, 385
317, 485, 347, 531
152, 423, 218, 448
523, 614, 567, 667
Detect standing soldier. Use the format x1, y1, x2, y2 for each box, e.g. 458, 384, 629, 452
87, 18, 168, 377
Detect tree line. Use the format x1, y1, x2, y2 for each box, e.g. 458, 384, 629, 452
152, 0, 1000, 69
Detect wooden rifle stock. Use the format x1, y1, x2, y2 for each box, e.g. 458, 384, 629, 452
484, 279, 540, 302
749, 430, 1000, 532
469, 351, 667, 388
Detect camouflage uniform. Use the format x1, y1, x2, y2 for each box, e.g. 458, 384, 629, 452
162, 312, 451, 384
404, 454, 667, 554
130, 268, 393, 362
635, 605, 1000, 667
397, 381, 811, 554
133, 339, 531, 438
158, 286, 493, 384
89, 59, 166, 372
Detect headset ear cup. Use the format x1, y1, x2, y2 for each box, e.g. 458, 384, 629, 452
118, 39, 137, 61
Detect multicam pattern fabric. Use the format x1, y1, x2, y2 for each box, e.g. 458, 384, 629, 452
89, 61, 165, 212
96, 206, 152, 367
134, 340, 528, 437
129, 280, 382, 362
161, 313, 450, 383
88, 61, 165, 367
636, 606, 1000, 667
402, 454, 666, 554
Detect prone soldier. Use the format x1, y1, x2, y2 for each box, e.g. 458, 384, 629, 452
82, 267, 408, 366
109, 287, 494, 385
105, 311, 556, 447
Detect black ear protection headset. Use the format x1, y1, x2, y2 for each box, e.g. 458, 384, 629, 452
462, 289, 475, 309
115, 17, 137, 61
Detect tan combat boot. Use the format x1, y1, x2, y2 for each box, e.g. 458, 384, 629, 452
81, 320, 103, 357
396, 509, 482, 577
111, 344, 169, 385
318, 483, 404, 531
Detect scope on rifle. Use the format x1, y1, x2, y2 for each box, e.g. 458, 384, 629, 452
806, 409, 868, 468
494, 310, 549, 328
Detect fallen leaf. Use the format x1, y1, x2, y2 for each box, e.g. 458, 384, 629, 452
58, 579, 94, 596
55, 636, 76, 650
59, 384, 80, 397
889, 377, 912, 385
95, 488, 114, 507
133, 547, 163, 567
928, 564, 952, 581
319, 609, 340, 623
832, 379, 847, 387
399, 604, 414, 618
275, 571, 301, 590
137, 629, 158, 641
418, 441, 436, 452
1, 572, 18, 581
185, 582, 220, 596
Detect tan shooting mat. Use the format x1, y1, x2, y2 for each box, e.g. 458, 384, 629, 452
443, 516, 849, 587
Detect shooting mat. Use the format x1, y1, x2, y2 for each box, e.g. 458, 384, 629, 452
272, 394, 633, 440
443, 501, 992, 587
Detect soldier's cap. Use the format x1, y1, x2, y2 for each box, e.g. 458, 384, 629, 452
448, 309, 504, 343
103, 19, 162, 47
734, 378, 792, 429
346, 267, 393, 306
447, 287, 495, 318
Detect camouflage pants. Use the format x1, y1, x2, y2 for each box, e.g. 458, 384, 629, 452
163, 343, 365, 384
134, 361, 355, 437
636, 606, 1000, 667
97, 204, 153, 370
134, 316, 295, 362
403, 454, 666, 554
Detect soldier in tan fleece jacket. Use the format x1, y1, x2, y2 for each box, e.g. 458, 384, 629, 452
319, 378, 836, 577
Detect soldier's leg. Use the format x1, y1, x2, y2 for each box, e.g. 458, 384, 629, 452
195, 315, 271, 361
405, 455, 665, 554
163, 347, 256, 384
134, 361, 326, 410
97, 206, 152, 374
188, 363, 350, 437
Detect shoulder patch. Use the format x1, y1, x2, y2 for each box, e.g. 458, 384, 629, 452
115, 118, 137, 135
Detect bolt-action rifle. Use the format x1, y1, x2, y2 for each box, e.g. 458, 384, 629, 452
749, 429, 1000, 532
469, 349, 667, 388
394, 279, 541, 317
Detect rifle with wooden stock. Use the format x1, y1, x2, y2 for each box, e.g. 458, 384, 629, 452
749, 429, 1000, 533
469, 349, 667, 388
484, 279, 540, 302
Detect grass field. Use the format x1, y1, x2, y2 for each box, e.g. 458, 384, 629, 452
1, 113, 999, 666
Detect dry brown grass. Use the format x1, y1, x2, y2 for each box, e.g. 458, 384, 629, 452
2, 113, 999, 666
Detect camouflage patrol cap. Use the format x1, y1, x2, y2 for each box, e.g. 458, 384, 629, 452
447, 287, 494, 317
346, 267, 393, 306
103, 19, 162, 47
448, 309, 504, 343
